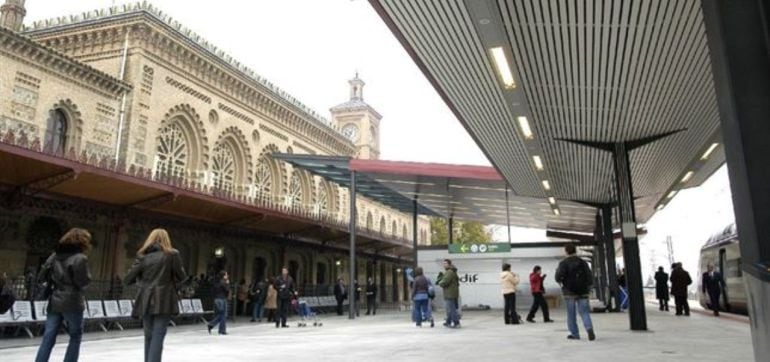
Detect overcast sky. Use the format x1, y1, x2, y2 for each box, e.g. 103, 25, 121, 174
24, 1, 736, 279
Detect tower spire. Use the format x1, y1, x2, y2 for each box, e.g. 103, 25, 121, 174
0, 0, 26, 32
349, 72, 365, 101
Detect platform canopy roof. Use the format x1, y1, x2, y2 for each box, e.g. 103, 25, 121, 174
275, 154, 597, 231
369, 0, 727, 230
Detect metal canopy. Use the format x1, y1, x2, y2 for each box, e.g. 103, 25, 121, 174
370, 0, 727, 228
272, 154, 441, 217
274, 154, 597, 231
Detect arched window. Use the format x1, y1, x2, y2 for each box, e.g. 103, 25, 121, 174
392, 221, 397, 237
287, 172, 303, 208
254, 157, 273, 202
366, 212, 373, 230
156, 123, 188, 178
379, 217, 386, 234
402, 225, 408, 239
314, 182, 329, 215
45, 109, 68, 155
211, 143, 236, 193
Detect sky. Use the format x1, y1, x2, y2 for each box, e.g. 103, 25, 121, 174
23, 0, 736, 279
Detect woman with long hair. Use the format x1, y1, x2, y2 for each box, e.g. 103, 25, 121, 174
125, 229, 187, 362
35, 228, 92, 362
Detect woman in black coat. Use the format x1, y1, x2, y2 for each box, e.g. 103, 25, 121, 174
125, 229, 187, 362
35, 228, 92, 362
654, 266, 670, 311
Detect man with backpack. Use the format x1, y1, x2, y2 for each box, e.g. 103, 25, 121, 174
555, 244, 596, 341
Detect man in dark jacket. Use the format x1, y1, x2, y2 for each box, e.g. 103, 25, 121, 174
206, 271, 230, 334
334, 278, 347, 316
274, 267, 295, 328
35, 228, 92, 362
365, 277, 377, 315
555, 244, 595, 341
438, 259, 460, 328
655, 266, 670, 311
249, 278, 268, 322
702, 264, 726, 316
670, 262, 692, 316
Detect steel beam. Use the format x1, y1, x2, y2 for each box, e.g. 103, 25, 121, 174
349, 170, 357, 320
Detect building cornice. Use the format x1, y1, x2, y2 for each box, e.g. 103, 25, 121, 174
0, 27, 131, 97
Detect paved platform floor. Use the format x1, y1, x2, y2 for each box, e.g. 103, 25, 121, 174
0, 305, 752, 362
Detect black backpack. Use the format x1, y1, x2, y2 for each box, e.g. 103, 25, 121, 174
565, 258, 592, 295
0, 286, 15, 314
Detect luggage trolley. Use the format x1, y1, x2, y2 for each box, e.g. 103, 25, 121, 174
297, 299, 322, 327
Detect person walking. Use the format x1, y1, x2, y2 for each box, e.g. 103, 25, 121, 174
411, 267, 434, 327
438, 259, 460, 328
670, 262, 692, 316
555, 244, 596, 341
333, 278, 347, 316
500, 263, 520, 325
274, 267, 296, 328
655, 266, 670, 312
365, 277, 377, 315
526, 265, 553, 323
207, 271, 230, 335
35, 228, 92, 362
249, 278, 268, 322
265, 279, 277, 322
236, 278, 248, 316
123, 229, 187, 362
702, 264, 725, 316
618, 268, 629, 310
353, 280, 362, 317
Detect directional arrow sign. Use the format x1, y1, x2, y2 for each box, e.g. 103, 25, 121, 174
448, 243, 511, 254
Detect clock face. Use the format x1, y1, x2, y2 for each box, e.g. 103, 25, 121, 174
342, 124, 359, 141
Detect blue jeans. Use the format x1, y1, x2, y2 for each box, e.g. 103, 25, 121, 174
35, 310, 84, 362
412, 294, 432, 323
251, 301, 264, 321
143, 313, 170, 362
620, 287, 629, 310
565, 297, 594, 338
444, 298, 460, 326
208, 298, 227, 334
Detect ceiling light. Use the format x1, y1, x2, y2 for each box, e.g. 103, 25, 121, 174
680, 171, 694, 183
553, 208, 560, 216
548, 197, 556, 204
667, 190, 678, 199
533, 156, 544, 170
542, 180, 551, 190
489, 46, 516, 89
701, 143, 719, 160
657, 204, 665, 211
517, 116, 534, 139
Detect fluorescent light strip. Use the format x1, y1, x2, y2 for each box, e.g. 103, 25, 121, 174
553, 208, 561, 216
680, 171, 694, 183
489, 47, 516, 89
667, 190, 678, 199
542, 180, 551, 190
517, 116, 534, 139
548, 197, 556, 204
533, 155, 544, 170
701, 143, 719, 160
657, 204, 665, 211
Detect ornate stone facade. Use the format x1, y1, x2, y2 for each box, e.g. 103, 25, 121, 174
0, 1, 427, 302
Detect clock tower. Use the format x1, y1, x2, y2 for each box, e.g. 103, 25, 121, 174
331, 73, 382, 159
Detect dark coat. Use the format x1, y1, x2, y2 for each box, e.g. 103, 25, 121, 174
366, 283, 377, 299
334, 283, 347, 301
124, 247, 187, 318
40, 244, 91, 313
702, 271, 725, 294
274, 275, 295, 300
655, 271, 669, 300
212, 278, 230, 300
669, 267, 692, 297
412, 275, 430, 298
250, 281, 267, 304
555, 255, 593, 297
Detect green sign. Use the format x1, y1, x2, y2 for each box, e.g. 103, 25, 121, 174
448, 243, 511, 254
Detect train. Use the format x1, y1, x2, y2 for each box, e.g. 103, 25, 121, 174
698, 223, 747, 314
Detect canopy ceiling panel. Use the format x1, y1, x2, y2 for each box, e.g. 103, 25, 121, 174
371, 0, 726, 227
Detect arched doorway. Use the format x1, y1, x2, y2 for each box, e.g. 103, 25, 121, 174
316, 262, 327, 285
25, 217, 63, 271
288, 260, 300, 283
252, 257, 267, 283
